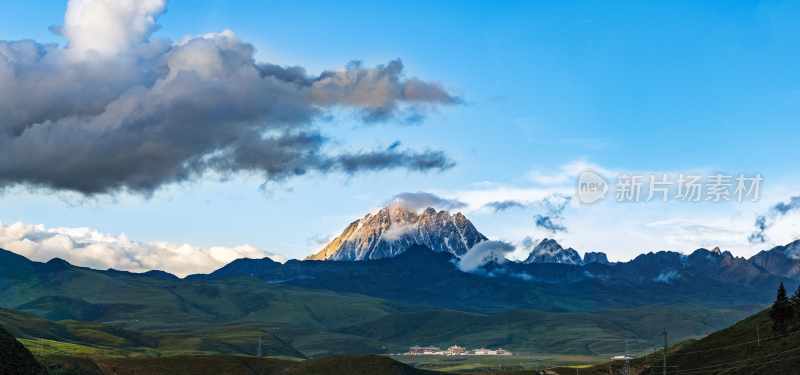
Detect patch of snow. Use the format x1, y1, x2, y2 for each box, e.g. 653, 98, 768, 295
654, 270, 681, 284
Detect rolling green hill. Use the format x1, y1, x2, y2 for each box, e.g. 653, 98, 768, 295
2, 302, 757, 363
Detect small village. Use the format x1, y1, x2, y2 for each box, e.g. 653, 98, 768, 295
404, 345, 513, 356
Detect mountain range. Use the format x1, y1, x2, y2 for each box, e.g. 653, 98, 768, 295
304, 205, 800, 292
0, 246, 758, 360
2, 204, 800, 361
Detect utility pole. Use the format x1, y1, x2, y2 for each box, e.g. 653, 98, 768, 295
662, 330, 668, 375
623, 339, 630, 375
757, 325, 761, 346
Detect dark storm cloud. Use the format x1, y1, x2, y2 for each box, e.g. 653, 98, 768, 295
0, 14, 459, 196
749, 196, 800, 244
389, 192, 467, 211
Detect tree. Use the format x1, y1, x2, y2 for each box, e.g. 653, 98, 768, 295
770, 283, 793, 334
793, 285, 800, 306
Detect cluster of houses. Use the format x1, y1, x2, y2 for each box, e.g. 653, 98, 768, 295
405, 345, 512, 356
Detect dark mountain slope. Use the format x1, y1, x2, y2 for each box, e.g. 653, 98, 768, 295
0, 325, 47, 375
550, 309, 800, 375
750, 239, 800, 279
638, 309, 800, 375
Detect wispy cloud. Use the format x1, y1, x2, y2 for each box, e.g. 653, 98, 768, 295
533, 194, 572, 234
749, 196, 800, 244
388, 191, 468, 211
484, 200, 528, 212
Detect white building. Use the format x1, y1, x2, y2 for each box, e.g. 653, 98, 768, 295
407, 346, 442, 355
446, 345, 467, 355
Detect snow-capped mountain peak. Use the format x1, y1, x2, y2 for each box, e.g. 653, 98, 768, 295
522, 238, 584, 265
307, 204, 487, 261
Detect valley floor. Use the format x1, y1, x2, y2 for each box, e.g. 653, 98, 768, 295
393, 353, 601, 373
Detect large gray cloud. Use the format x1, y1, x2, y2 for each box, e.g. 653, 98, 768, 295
0, 1, 459, 196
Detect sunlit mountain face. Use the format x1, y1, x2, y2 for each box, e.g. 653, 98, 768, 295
308, 204, 487, 261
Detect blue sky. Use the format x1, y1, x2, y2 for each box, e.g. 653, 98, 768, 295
2, 0, 800, 273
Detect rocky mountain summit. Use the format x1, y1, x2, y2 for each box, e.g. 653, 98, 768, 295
522, 238, 587, 265
749, 240, 800, 279
583, 251, 610, 265
307, 204, 487, 261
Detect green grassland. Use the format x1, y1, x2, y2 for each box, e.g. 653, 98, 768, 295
394, 353, 600, 373
1, 302, 756, 362
341, 305, 757, 355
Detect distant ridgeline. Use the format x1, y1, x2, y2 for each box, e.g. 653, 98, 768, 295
3, 206, 800, 311
202, 205, 800, 310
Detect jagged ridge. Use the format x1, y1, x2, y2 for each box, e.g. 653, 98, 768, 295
307, 204, 487, 261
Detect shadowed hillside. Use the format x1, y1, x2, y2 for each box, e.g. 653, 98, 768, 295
0, 325, 47, 375
549, 309, 800, 374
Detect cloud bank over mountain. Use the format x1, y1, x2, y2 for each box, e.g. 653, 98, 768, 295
457, 240, 514, 272
388, 191, 468, 212
0, 0, 458, 196
0, 221, 284, 277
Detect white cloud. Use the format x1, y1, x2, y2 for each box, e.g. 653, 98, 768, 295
388, 192, 467, 212
457, 240, 514, 272
643, 218, 749, 251
528, 159, 615, 186
0, 222, 285, 277
448, 185, 574, 213
381, 223, 417, 241
431, 159, 794, 261
65, 0, 167, 58
759, 210, 800, 248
